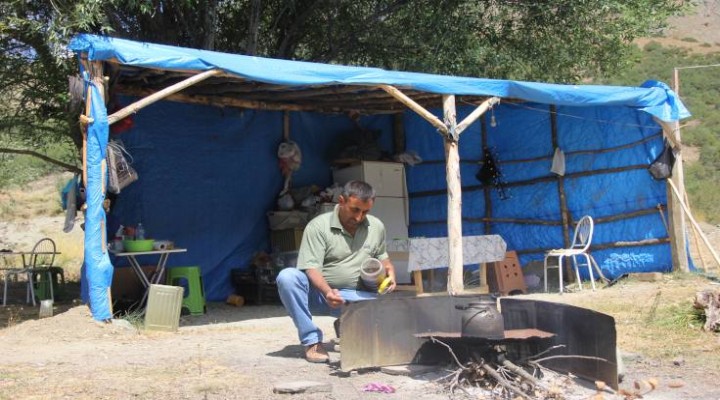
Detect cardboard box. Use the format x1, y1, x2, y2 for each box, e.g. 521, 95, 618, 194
112, 266, 164, 303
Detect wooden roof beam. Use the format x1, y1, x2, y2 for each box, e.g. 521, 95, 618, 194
116, 85, 349, 113
378, 85, 448, 135
108, 69, 224, 125
456, 97, 501, 135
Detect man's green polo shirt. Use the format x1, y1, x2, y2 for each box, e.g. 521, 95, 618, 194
297, 205, 388, 290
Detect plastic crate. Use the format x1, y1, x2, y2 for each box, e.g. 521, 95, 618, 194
144, 284, 183, 332
271, 228, 304, 252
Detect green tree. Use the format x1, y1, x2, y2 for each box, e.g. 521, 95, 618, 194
0, 0, 687, 180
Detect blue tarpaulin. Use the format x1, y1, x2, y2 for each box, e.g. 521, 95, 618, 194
69, 34, 690, 321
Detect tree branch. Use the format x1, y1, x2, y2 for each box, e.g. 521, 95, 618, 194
0, 148, 81, 173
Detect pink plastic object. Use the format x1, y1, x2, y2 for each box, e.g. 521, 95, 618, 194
361, 383, 396, 394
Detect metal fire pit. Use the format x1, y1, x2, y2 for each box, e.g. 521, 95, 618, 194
340, 294, 618, 389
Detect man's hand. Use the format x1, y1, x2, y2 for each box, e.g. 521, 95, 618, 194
324, 288, 345, 308
381, 259, 397, 293
306, 268, 344, 307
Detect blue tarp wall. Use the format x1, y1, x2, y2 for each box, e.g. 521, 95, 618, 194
108, 98, 673, 303
405, 102, 673, 277
109, 100, 395, 302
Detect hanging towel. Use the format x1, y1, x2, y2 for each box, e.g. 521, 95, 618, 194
551, 147, 566, 176
63, 174, 78, 233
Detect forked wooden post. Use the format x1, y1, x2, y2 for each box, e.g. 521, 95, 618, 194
443, 95, 464, 295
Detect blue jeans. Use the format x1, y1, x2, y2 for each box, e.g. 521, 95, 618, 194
276, 268, 377, 346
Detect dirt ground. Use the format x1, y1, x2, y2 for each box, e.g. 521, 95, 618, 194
2, 186, 720, 399
1, 272, 719, 400
2, 184, 719, 400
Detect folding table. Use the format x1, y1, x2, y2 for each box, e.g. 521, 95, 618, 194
111, 248, 187, 307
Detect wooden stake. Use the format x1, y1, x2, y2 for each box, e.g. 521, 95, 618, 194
443, 95, 464, 295
108, 69, 223, 125
667, 179, 720, 270
379, 85, 448, 135
685, 191, 708, 270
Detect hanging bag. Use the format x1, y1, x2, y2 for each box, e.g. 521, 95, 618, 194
107, 139, 139, 193
648, 141, 676, 180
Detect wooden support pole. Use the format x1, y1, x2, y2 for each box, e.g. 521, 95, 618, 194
393, 113, 405, 154
283, 111, 290, 141
667, 179, 720, 270
108, 69, 223, 125
82, 81, 92, 188
379, 85, 448, 135
661, 138, 689, 271
481, 115, 492, 234
455, 97, 500, 135
550, 105, 571, 248
663, 72, 690, 272
443, 95, 464, 295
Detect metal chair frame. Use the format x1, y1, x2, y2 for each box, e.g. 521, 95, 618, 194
543, 215, 597, 293
2, 238, 58, 306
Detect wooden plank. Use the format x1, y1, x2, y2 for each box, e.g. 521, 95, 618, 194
629, 272, 663, 282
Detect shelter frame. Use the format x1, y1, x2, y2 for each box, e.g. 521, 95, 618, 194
71, 34, 693, 320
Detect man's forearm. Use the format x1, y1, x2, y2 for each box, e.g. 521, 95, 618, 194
305, 268, 333, 296
306, 268, 345, 308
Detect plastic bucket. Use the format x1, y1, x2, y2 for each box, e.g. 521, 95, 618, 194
360, 258, 386, 291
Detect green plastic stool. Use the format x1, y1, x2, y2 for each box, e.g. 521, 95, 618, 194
32, 271, 53, 301
165, 266, 206, 315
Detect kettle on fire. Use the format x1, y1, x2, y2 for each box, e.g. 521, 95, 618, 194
455, 296, 505, 340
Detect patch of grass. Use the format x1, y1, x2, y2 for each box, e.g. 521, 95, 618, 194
53, 234, 84, 281
525, 272, 720, 370
118, 308, 145, 330
0, 173, 69, 221
681, 36, 699, 42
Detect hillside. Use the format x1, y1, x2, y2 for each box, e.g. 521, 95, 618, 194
667, 0, 720, 45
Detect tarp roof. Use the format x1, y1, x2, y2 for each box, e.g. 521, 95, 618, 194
69, 34, 690, 122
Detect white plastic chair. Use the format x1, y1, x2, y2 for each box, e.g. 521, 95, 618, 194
543, 215, 597, 293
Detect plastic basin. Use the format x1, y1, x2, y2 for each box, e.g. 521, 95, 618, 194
122, 239, 155, 252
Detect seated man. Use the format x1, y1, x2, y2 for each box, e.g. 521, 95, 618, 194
276, 180, 397, 363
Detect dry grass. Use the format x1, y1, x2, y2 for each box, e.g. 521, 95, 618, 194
0, 172, 84, 280
0, 173, 67, 222
525, 272, 720, 371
